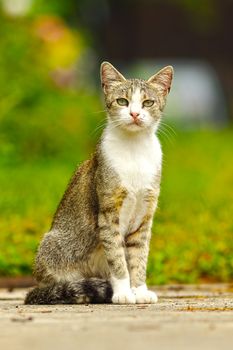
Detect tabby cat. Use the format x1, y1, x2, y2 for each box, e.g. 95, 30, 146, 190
25, 61, 173, 304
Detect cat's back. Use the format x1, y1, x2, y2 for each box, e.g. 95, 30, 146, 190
51, 156, 99, 231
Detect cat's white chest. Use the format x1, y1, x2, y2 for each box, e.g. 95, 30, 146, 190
102, 129, 162, 190
113, 153, 157, 191
102, 129, 162, 236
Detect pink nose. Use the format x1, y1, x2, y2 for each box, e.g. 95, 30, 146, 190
130, 112, 140, 120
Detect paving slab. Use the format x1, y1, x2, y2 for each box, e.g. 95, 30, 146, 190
0, 284, 233, 350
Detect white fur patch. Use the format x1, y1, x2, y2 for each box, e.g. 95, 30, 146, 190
102, 127, 162, 191
111, 276, 136, 304
102, 127, 162, 236
132, 284, 158, 304
130, 88, 142, 115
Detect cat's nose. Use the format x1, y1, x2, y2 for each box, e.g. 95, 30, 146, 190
130, 112, 140, 120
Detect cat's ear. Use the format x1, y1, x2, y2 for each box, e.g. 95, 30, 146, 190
100, 61, 126, 93
147, 66, 174, 95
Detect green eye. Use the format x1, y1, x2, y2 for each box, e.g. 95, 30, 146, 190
143, 100, 154, 107
116, 98, 129, 106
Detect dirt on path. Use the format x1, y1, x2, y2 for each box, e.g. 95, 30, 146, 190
1, 284, 233, 350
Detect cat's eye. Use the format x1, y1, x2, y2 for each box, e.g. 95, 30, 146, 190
116, 98, 129, 106
143, 100, 154, 107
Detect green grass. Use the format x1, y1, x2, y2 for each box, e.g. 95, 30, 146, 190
1, 127, 233, 284
148, 128, 233, 284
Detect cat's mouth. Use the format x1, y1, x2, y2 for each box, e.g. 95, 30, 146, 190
131, 119, 141, 126
124, 120, 145, 131
128, 119, 144, 127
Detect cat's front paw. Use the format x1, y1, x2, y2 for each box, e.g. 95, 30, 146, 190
112, 290, 136, 304
132, 285, 158, 304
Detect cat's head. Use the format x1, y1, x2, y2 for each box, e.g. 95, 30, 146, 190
100, 61, 173, 132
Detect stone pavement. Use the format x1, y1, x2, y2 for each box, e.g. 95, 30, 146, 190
0, 284, 233, 350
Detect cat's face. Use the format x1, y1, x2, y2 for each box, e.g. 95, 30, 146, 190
100, 62, 173, 133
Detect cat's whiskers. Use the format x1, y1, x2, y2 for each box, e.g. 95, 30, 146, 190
157, 125, 174, 145
91, 116, 125, 137
91, 109, 108, 114
159, 120, 177, 136
107, 122, 124, 131
108, 116, 125, 129
88, 109, 110, 136
91, 120, 107, 137
157, 117, 176, 145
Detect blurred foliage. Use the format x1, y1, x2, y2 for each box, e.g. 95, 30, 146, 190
0, 12, 100, 165
148, 128, 233, 284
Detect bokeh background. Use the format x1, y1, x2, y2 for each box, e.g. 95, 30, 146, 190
0, 0, 233, 285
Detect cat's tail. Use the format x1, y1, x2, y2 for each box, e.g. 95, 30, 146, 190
24, 278, 113, 305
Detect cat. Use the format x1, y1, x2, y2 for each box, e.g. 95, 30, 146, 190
25, 61, 173, 305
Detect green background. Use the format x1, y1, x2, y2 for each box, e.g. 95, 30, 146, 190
0, 1, 233, 284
